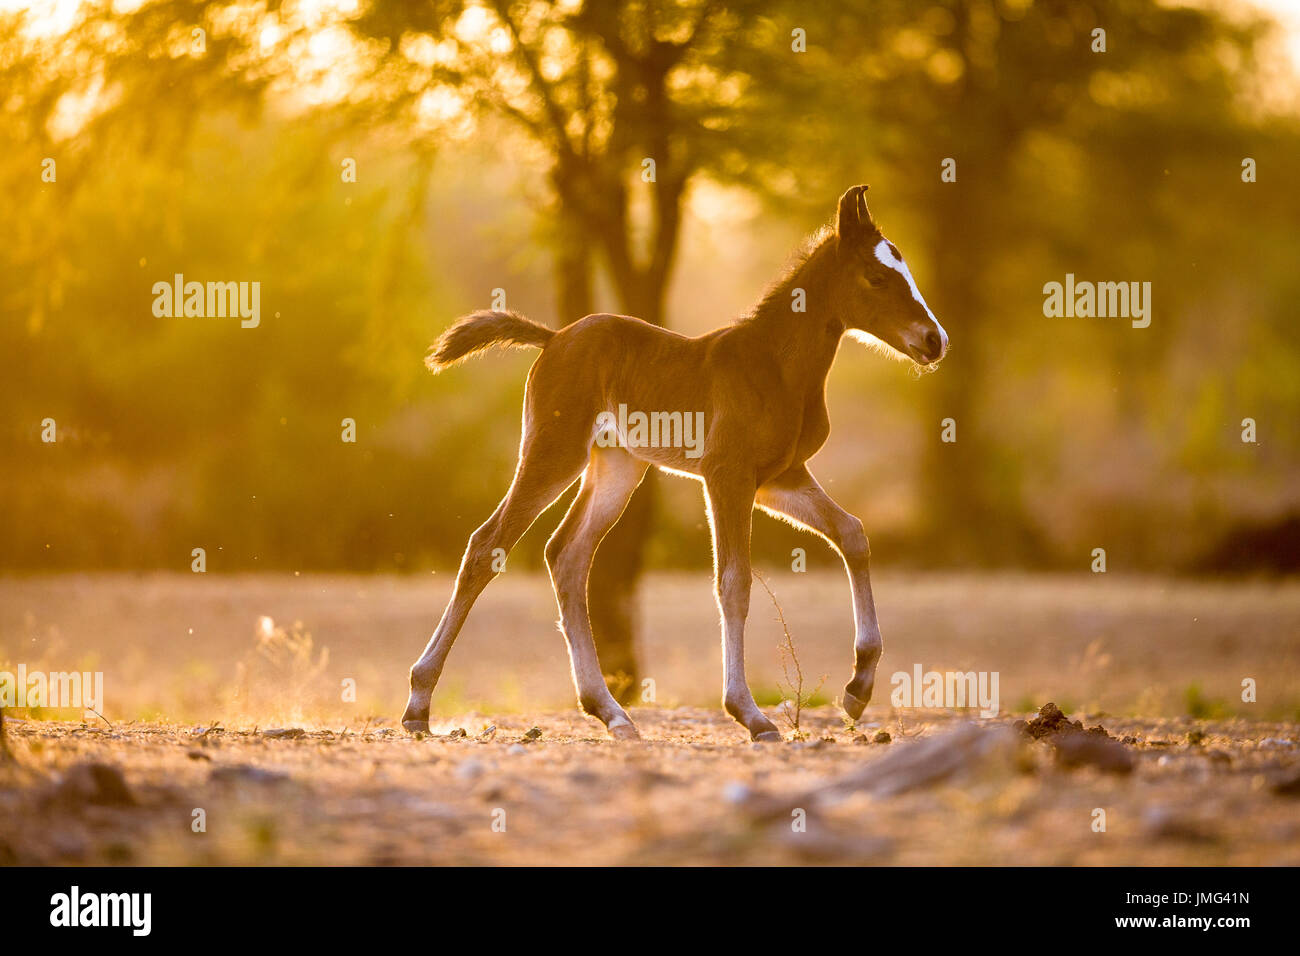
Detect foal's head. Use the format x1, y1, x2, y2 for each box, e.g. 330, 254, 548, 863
832, 185, 948, 366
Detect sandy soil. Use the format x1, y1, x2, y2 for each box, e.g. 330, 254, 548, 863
1, 572, 1298, 865
2, 707, 1299, 866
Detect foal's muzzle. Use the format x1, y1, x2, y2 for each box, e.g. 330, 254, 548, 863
905, 322, 948, 365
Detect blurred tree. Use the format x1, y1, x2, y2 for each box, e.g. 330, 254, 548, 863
803, 0, 1293, 564
343, 0, 832, 693
3, 0, 1299, 601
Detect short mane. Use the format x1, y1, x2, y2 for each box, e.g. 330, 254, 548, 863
743, 224, 836, 323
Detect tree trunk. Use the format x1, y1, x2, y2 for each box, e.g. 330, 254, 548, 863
922, 176, 1039, 565
551, 194, 647, 703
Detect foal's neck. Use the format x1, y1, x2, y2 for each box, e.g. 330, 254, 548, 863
744, 235, 844, 388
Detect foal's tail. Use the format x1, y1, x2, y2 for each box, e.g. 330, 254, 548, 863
425, 310, 556, 373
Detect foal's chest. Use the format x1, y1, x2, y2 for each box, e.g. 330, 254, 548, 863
793, 398, 832, 462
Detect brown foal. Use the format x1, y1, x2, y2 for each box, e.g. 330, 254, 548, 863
401, 185, 949, 742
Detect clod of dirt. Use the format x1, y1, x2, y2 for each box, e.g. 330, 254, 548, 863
50, 762, 136, 807
521, 726, 543, 742
1187, 729, 1207, 746
1016, 703, 1130, 772
1050, 732, 1134, 774
873, 731, 892, 744
447, 728, 468, 739
1017, 702, 1114, 740
261, 728, 306, 739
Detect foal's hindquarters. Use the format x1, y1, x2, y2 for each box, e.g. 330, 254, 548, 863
402, 318, 651, 738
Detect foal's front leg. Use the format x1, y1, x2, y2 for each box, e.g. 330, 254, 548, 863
755, 466, 883, 722
704, 473, 782, 743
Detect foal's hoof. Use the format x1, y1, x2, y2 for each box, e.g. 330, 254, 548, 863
402, 719, 431, 735
842, 689, 869, 721
608, 722, 642, 742
753, 730, 784, 743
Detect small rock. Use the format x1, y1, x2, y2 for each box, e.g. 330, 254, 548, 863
722, 781, 754, 804
522, 727, 543, 741
51, 762, 136, 807
873, 731, 891, 744
455, 759, 487, 781
479, 725, 497, 741
51, 832, 88, 859
447, 728, 468, 739
1143, 806, 1217, 843
1051, 733, 1134, 774
209, 764, 289, 785
1270, 768, 1300, 796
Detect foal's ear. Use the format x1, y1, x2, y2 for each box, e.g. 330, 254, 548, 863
836, 184, 878, 254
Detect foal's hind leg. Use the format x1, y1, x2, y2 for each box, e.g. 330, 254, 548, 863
401, 434, 587, 733
545, 446, 648, 741
756, 465, 883, 722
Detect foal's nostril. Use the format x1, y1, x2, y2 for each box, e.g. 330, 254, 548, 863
923, 329, 943, 359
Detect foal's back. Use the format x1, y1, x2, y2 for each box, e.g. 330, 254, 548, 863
524, 312, 800, 478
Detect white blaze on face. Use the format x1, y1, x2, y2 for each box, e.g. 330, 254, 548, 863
873, 238, 946, 335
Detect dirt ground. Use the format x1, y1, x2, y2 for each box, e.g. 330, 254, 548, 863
2, 572, 1299, 865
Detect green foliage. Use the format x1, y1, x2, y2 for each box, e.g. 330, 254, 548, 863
2, 0, 1298, 572
1184, 682, 1229, 720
